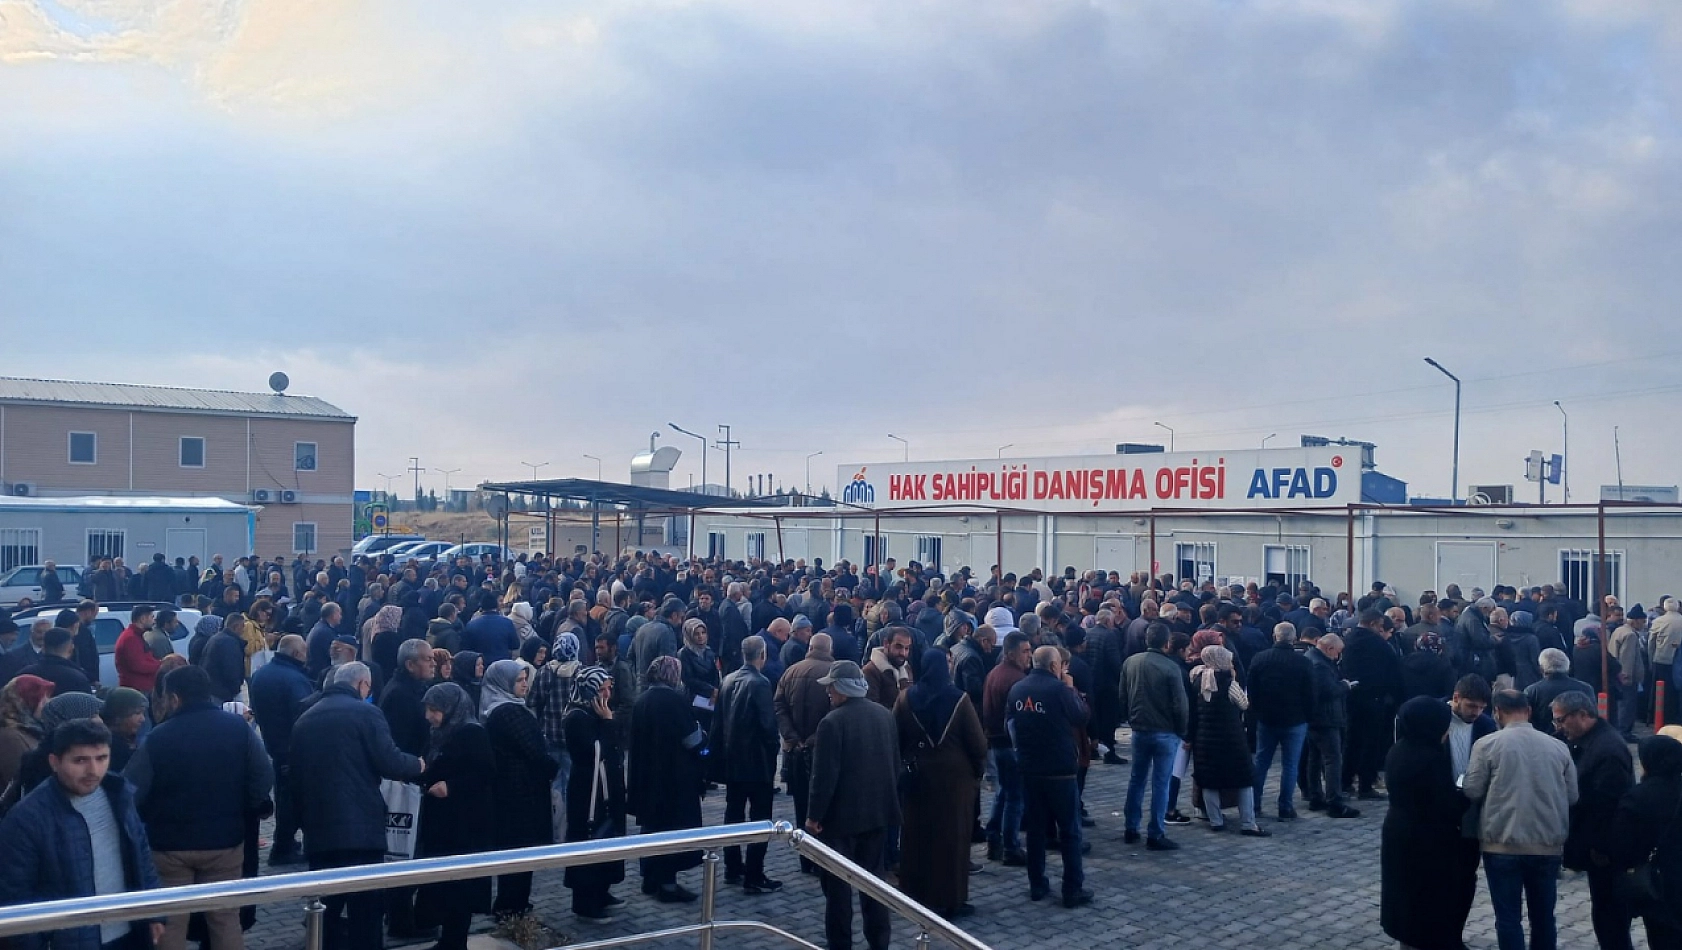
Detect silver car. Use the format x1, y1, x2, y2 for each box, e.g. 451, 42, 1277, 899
0, 564, 85, 607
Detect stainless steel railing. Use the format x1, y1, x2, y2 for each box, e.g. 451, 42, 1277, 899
0, 821, 992, 950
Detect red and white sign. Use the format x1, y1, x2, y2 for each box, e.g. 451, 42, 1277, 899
837, 447, 1360, 513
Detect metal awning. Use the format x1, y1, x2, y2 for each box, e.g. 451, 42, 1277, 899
476, 478, 774, 511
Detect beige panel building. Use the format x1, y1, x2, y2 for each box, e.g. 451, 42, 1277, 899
0, 378, 356, 561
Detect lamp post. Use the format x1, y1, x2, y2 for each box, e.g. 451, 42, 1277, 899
1153, 422, 1175, 452
670, 423, 708, 495
582, 454, 602, 480
432, 468, 461, 512
519, 461, 549, 481
997, 444, 1014, 458
376, 472, 399, 497
1424, 357, 1462, 504
1261, 433, 1277, 449
887, 433, 908, 461
1554, 400, 1569, 503
804, 451, 824, 493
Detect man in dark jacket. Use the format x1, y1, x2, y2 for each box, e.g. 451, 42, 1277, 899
203, 617, 251, 705
1119, 623, 1191, 849
631, 602, 683, 686
773, 632, 834, 875
1554, 690, 1635, 950
290, 663, 424, 950
1453, 598, 1498, 679
0, 718, 165, 950
306, 604, 343, 680
1085, 609, 1126, 765
249, 635, 314, 866
376, 639, 437, 941
716, 637, 782, 894
717, 582, 753, 674
126, 666, 272, 950
141, 553, 177, 603
983, 632, 1033, 864
1248, 622, 1317, 820
1525, 648, 1597, 730
1304, 634, 1359, 818
1342, 609, 1403, 800
1007, 646, 1092, 908
19, 626, 94, 696
807, 660, 900, 950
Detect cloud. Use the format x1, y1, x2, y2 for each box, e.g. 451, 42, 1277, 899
2, 0, 1680, 500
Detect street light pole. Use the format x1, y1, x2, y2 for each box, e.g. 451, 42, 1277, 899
432, 468, 461, 508
997, 444, 1014, 458
1153, 422, 1175, 452
887, 433, 908, 461
716, 425, 739, 497
376, 472, 399, 498
1554, 401, 1569, 504
1261, 433, 1277, 449
670, 423, 708, 495
1424, 357, 1462, 504
804, 451, 824, 493
582, 454, 602, 481
520, 461, 549, 481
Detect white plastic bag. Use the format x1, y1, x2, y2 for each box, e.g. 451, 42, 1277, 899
381, 779, 422, 861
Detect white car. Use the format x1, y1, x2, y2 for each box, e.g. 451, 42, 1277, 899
11, 602, 202, 685
388, 541, 453, 567
0, 564, 86, 607
437, 543, 516, 564
350, 534, 425, 558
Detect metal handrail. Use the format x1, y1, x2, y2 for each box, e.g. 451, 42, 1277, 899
0, 821, 992, 950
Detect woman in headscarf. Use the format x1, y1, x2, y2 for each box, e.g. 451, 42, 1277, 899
530, 631, 581, 833
10, 691, 103, 798
1381, 696, 1477, 950
678, 618, 721, 738
367, 603, 406, 675
451, 651, 484, 707
1187, 645, 1266, 836
518, 636, 548, 674
1609, 735, 1682, 948
510, 601, 537, 644
415, 683, 495, 950
480, 659, 557, 921
0, 674, 52, 795
628, 654, 706, 902
563, 666, 626, 922
1401, 631, 1457, 702
893, 648, 986, 919
189, 614, 224, 667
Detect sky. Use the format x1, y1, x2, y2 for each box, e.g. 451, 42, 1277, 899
2, 0, 1679, 501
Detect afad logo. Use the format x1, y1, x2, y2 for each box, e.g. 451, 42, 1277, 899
842, 467, 876, 504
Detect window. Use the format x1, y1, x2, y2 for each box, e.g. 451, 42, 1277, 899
0, 528, 41, 573
68, 431, 96, 465
87, 529, 125, 565
707, 532, 726, 560
179, 436, 206, 468
864, 534, 888, 570
293, 523, 318, 555
1174, 542, 1217, 586
294, 441, 318, 472
1264, 544, 1312, 594
916, 536, 943, 573
1560, 549, 1625, 606
745, 532, 767, 561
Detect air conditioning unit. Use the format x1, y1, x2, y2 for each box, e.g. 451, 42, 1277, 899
9, 482, 36, 497
1469, 484, 1513, 505
279, 490, 300, 504
252, 489, 274, 504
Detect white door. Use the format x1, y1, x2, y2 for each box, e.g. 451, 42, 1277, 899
1094, 535, 1135, 573
165, 528, 207, 567
968, 534, 995, 575
781, 528, 808, 563
1436, 541, 1496, 595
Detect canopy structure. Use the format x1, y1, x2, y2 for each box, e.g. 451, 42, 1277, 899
476, 478, 774, 555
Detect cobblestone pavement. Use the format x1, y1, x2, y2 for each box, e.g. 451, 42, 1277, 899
238, 728, 1645, 950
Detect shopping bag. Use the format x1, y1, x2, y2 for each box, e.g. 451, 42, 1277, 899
382, 779, 422, 861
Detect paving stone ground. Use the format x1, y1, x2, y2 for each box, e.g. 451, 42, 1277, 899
238, 727, 1647, 950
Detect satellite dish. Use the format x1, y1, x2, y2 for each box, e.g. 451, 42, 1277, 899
268, 372, 290, 394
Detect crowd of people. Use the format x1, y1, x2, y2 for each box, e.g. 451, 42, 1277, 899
0, 548, 1679, 950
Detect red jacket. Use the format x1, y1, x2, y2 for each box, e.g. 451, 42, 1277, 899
115, 625, 160, 693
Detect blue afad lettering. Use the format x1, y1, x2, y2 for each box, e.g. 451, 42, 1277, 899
1246, 467, 1338, 500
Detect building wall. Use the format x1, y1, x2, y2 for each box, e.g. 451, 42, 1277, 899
0, 403, 356, 557
0, 507, 254, 571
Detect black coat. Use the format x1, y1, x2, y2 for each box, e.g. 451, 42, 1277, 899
1188, 671, 1253, 791
1381, 727, 1477, 949
808, 696, 901, 837
1246, 642, 1315, 728
416, 722, 495, 919
717, 600, 752, 674
18, 655, 92, 697
484, 703, 557, 849
248, 654, 314, 763
1608, 760, 1682, 926
716, 666, 778, 785
1306, 648, 1349, 729
627, 685, 705, 830
1400, 651, 1457, 702
203, 630, 248, 705
1343, 629, 1403, 711
563, 710, 626, 891
1564, 719, 1634, 871
289, 686, 424, 855
379, 670, 431, 758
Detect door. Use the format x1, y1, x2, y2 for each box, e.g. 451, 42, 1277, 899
968, 534, 994, 575
1094, 535, 1135, 573
781, 528, 808, 564
1436, 541, 1496, 596
166, 529, 207, 567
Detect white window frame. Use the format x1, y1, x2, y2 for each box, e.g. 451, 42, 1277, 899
179, 435, 206, 469
68, 431, 97, 465
87, 528, 126, 565
293, 522, 318, 555
916, 535, 943, 573
1173, 541, 1217, 586
0, 528, 42, 573
1559, 548, 1626, 606
745, 532, 767, 561
707, 531, 726, 560
1264, 544, 1312, 594
294, 441, 318, 472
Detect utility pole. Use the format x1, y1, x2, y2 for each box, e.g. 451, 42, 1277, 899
407, 456, 424, 504
433, 468, 461, 509
1615, 425, 1625, 497
1554, 401, 1570, 504
1425, 358, 1462, 504
716, 425, 740, 497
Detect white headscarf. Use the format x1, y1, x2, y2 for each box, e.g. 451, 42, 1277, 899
479, 659, 529, 718
1192, 645, 1249, 710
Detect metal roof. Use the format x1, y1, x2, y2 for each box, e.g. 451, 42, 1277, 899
478, 478, 775, 511
0, 377, 354, 420
0, 495, 256, 513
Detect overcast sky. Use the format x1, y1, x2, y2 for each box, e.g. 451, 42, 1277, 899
3, 0, 1678, 500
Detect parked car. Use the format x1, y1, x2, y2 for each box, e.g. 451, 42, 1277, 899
350, 534, 425, 558
437, 543, 516, 564
11, 601, 203, 685
388, 540, 454, 567
0, 564, 86, 608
